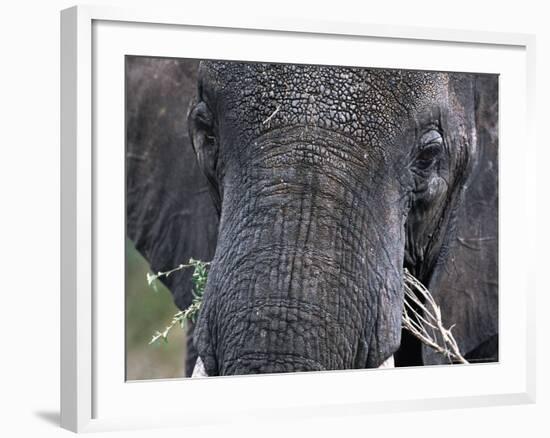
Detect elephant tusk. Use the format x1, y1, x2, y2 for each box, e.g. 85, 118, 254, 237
377, 355, 395, 369
192, 356, 208, 377
191, 354, 396, 376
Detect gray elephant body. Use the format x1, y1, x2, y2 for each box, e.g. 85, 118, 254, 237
126, 57, 498, 377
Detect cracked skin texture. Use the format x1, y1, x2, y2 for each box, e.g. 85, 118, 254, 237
125, 57, 498, 376
188, 61, 495, 376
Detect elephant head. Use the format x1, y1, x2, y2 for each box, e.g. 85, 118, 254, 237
186, 61, 497, 376
126, 57, 498, 377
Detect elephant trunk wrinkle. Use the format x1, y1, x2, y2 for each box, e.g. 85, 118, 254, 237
213, 295, 360, 374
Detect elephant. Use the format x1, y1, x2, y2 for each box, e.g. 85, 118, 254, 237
126, 56, 498, 377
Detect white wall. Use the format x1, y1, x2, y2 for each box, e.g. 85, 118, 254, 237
0, 0, 546, 436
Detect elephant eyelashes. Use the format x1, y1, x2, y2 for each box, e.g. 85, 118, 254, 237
414, 129, 444, 172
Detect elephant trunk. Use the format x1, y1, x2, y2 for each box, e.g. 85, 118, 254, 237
194, 136, 405, 376
195, 210, 364, 374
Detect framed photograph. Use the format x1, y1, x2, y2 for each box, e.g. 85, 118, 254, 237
60, 5, 536, 432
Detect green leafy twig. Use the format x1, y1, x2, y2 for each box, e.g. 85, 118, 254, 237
148, 258, 210, 345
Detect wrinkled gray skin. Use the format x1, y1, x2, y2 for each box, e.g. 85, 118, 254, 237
126, 57, 498, 377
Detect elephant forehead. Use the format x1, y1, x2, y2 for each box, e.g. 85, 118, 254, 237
202, 61, 448, 144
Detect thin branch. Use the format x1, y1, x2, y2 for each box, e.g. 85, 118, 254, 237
147, 259, 211, 345
402, 269, 468, 364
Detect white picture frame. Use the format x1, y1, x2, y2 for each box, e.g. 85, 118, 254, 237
60, 4, 536, 433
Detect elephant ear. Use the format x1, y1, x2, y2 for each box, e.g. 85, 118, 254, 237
422, 74, 499, 364
126, 57, 219, 310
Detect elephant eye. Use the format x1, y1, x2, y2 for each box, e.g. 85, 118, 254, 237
414, 129, 443, 171
415, 144, 441, 170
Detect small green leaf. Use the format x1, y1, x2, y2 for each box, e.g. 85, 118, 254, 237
148, 258, 211, 345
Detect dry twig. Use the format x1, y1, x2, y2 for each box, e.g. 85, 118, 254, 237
402, 269, 468, 364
